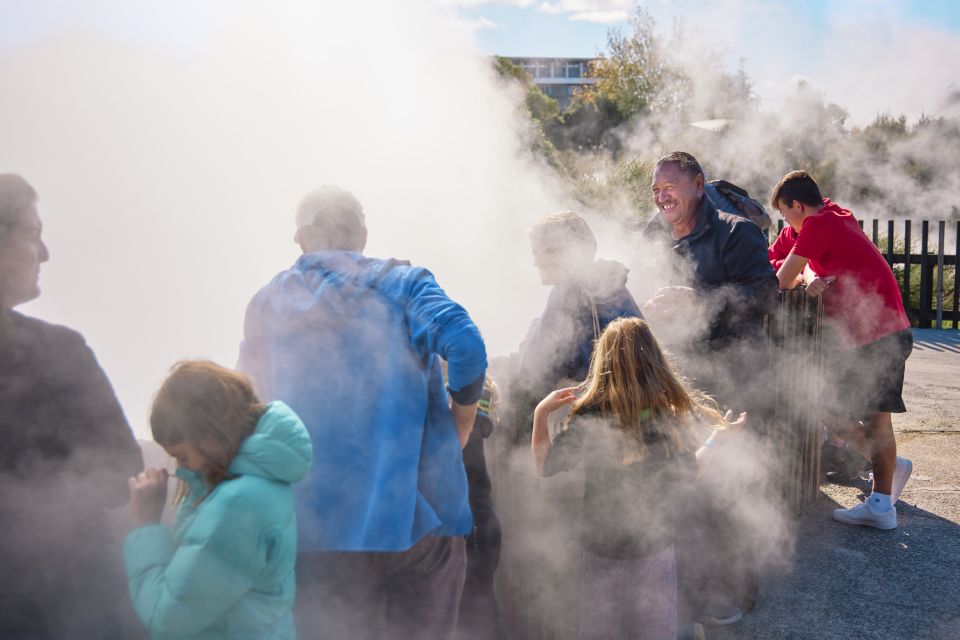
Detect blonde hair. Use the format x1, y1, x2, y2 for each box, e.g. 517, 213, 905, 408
568, 317, 722, 460
151, 360, 266, 501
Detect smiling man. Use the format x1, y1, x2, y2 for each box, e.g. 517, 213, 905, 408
643, 151, 777, 354
641, 152, 777, 627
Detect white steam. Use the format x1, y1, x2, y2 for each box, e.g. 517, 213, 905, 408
0, 1, 567, 434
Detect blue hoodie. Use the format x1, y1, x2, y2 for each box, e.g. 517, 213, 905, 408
124, 401, 313, 640
238, 252, 487, 552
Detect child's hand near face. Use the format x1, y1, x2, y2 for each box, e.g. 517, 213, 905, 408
129, 468, 169, 527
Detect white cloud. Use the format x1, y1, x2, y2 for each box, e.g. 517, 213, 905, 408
528, 0, 633, 22
436, 0, 534, 7
569, 10, 629, 23
0, 0, 562, 434
641, 0, 960, 126
452, 14, 501, 30
538, 0, 630, 11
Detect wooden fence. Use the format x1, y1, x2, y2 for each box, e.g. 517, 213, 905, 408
772, 219, 960, 329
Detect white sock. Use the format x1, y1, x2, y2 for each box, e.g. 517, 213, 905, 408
868, 491, 892, 512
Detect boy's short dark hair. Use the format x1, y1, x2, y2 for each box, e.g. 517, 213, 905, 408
770, 170, 824, 209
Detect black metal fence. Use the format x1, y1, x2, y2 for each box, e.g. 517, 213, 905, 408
772, 219, 959, 329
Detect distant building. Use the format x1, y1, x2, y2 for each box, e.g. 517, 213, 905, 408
506, 57, 597, 109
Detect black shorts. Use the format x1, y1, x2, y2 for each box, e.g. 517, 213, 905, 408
821, 329, 913, 420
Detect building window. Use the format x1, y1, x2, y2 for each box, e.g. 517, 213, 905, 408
565, 62, 582, 79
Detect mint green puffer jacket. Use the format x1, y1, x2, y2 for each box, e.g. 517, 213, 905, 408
124, 401, 313, 640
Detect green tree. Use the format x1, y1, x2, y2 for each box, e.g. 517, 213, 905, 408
492, 56, 564, 169
493, 57, 560, 123
585, 8, 678, 120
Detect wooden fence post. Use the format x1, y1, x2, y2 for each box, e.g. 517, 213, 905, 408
886, 220, 895, 268
768, 288, 823, 514
954, 221, 960, 330
937, 221, 945, 330
904, 220, 912, 322
920, 221, 931, 329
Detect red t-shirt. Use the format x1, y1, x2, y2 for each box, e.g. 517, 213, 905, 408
791, 199, 910, 348
768, 225, 798, 270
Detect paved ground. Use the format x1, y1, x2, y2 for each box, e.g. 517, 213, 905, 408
712, 329, 960, 640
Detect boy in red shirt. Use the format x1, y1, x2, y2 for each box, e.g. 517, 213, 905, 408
772, 170, 913, 530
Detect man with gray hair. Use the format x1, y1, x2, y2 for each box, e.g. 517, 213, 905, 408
239, 186, 487, 640
0, 174, 143, 638
642, 152, 777, 627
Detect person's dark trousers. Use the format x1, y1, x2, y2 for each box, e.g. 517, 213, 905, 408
295, 535, 467, 640
457, 515, 506, 640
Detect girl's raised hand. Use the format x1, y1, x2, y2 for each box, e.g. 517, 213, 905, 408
535, 386, 579, 415
724, 409, 747, 431
129, 468, 169, 527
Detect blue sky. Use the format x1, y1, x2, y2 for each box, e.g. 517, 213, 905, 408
1, 0, 959, 124
457, 0, 960, 57
454, 0, 960, 124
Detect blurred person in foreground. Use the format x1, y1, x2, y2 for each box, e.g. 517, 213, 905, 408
124, 360, 312, 639
773, 170, 913, 530
0, 174, 143, 638
238, 186, 487, 640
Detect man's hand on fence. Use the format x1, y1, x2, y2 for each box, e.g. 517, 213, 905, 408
643, 286, 698, 323
804, 276, 835, 298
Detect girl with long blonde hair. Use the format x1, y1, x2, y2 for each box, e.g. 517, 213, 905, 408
531, 317, 744, 640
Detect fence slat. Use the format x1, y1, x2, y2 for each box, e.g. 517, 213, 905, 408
887, 220, 895, 268
920, 221, 931, 328
937, 221, 945, 329
872, 219, 879, 246
904, 221, 912, 322
954, 221, 959, 329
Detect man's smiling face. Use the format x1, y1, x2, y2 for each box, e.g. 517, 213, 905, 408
651, 162, 703, 231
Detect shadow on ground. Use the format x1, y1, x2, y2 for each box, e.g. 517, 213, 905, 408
709, 463, 960, 639
911, 329, 960, 355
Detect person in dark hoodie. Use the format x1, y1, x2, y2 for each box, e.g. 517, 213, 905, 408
0, 174, 144, 639
509, 211, 642, 443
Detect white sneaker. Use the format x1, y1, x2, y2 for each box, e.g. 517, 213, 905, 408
832, 500, 897, 530
891, 457, 913, 504
698, 600, 743, 626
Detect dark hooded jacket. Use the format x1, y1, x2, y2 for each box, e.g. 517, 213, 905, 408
0, 310, 143, 639
514, 259, 642, 408
642, 196, 777, 350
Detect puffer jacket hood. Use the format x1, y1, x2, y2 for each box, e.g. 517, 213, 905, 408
124, 399, 311, 640
229, 401, 312, 484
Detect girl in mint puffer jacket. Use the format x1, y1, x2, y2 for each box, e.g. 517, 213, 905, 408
124, 360, 313, 640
